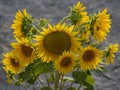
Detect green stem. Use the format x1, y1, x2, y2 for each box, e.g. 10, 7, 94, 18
54, 71, 60, 90
77, 83, 82, 90
22, 81, 28, 90
59, 74, 64, 90
38, 78, 44, 87
59, 15, 70, 24
45, 74, 50, 87
70, 80, 74, 87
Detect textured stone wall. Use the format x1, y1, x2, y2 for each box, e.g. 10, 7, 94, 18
0, 0, 120, 90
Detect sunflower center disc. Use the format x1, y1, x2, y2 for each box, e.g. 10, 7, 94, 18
44, 31, 71, 55
61, 57, 71, 67
21, 44, 33, 57
83, 50, 95, 62
11, 58, 19, 67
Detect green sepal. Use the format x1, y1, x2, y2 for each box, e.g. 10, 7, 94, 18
70, 9, 82, 25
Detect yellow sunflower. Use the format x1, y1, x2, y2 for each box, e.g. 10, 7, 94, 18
71, 1, 89, 27
91, 8, 112, 42
54, 51, 76, 74
106, 44, 119, 64
35, 23, 80, 63
2, 51, 23, 74
11, 8, 32, 38
80, 24, 90, 42
79, 46, 103, 71
10, 38, 35, 66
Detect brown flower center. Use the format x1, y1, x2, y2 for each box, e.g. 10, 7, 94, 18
21, 44, 33, 57
10, 58, 19, 67
43, 31, 71, 55
83, 50, 95, 62
60, 57, 72, 67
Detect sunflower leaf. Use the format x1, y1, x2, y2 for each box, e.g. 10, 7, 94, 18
85, 75, 94, 86
72, 71, 87, 84
83, 82, 94, 90
18, 58, 54, 84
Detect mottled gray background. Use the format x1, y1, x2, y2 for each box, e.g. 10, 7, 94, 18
0, 0, 120, 90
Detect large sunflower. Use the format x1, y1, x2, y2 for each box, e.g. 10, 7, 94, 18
106, 44, 119, 64
91, 8, 112, 42
11, 9, 32, 38
79, 46, 103, 71
10, 38, 35, 66
71, 1, 89, 26
54, 51, 76, 74
2, 51, 23, 74
35, 23, 80, 62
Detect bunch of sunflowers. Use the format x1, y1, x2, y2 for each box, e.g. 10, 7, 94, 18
2, 1, 119, 90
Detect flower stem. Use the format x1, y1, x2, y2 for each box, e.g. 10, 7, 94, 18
54, 71, 60, 90
59, 74, 64, 90
38, 78, 44, 87
59, 15, 70, 24
70, 80, 74, 87
45, 74, 50, 87
22, 81, 28, 90
77, 83, 82, 90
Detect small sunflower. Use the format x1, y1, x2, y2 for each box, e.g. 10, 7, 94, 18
81, 30, 90, 42
2, 51, 23, 74
35, 23, 80, 62
54, 51, 76, 74
80, 24, 90, 42
11, 9, 32, 38
71, 1, 89, 27
10, 38, 35, 66
91, 8, 112, 42
106, 44, 119, 64
79, 46, 103, 71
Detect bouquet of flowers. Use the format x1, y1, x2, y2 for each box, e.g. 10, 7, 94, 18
2, 1, 119, 90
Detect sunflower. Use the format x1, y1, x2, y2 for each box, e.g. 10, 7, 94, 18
54, 51, 76, 74
35, 23, 80, 62
2, 51, 23, 74
79, 46, 103, 71
80, 24, 90, 42
10, 38, 35, 66
91, 8, 112, 42
71, 1, 89, 27
11, 9, 32, 38
106, 44, 119, 64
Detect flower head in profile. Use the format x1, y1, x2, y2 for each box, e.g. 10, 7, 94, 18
70, 1, 89, 27
2, 51, 23, 74
106, 44, 119, 64
34, 23, 80, 63
10, 38, 35, 66
79, 46, 103, 71
54, 51, 76, 74
91, 8, 112, 42
11, 9, 32, 38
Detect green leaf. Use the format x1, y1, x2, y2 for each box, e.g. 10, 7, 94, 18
86, 75, 94, 86
18, 58, 54, 84
41, 87, 52, 90
72, 71, 87, 84
84, 82, 94, 90
67, 87, 76, 90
